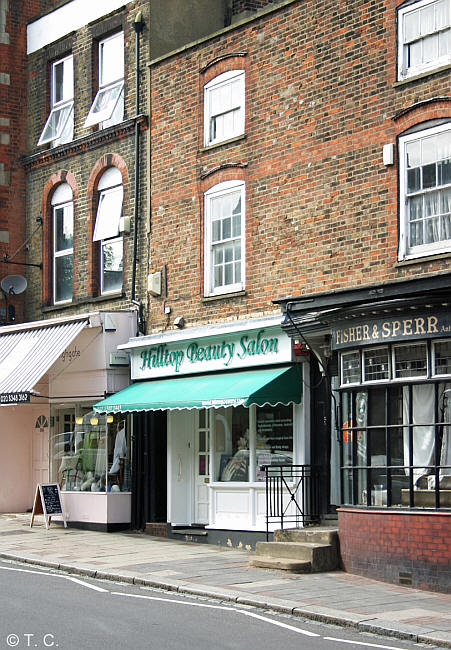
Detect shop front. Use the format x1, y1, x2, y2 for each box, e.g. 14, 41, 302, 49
94, 316, 308, 546
276, 273, 451, 591
0, 311, 136, 530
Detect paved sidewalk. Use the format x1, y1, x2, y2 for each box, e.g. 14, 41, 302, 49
0, 514, 450, 647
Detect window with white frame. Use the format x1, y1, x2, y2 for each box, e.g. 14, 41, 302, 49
398, 0, 451, 80
85, 32, 124, 129
51, 183, 73, 303
399, 122, 451, 259
204, 181, 245, 296
204, 70, 245, 147
93, 167, 123, 294
38, 55, 74, 147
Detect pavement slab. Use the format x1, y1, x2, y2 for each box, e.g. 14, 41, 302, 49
0, 514, 450, 647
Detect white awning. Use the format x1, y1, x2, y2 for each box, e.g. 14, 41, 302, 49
0, 319, 87, 400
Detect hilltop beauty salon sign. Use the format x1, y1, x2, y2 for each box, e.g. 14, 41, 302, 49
130, 326, 293, 380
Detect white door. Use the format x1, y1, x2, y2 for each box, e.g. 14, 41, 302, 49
194, 409, 210, 525
32, 415, 49, 490
169, 410, 194, 525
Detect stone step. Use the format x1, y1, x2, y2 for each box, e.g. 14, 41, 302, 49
274, 527, 338, 546
250, 556, 312, 573
255, 540, 338, 572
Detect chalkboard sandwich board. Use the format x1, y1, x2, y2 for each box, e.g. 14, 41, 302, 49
30, 483, 67, 529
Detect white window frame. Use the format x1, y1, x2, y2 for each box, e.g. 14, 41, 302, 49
399, 122, 451, 260
85, 32, 124, 128
362, 347, 391, 383
93, 168, 123, 295
203, 70, 245, 147
341, 350, 362, 386
398, 0, 451, 80
204, 180, 245, 297
432, 339, 451, 376
51, 183, 73, 304
38, 54, 74, 147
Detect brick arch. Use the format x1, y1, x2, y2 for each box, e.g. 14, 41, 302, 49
393, 97, 451, 135
86, 154, 129, 297
41, 170, 78, 306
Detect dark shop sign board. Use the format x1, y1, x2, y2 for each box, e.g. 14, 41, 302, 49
30, 483, 67, 530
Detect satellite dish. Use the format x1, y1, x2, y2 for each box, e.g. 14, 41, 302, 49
1, 274, 28, 295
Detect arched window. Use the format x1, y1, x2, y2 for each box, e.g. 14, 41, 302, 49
51, 182, 73, 303
93, 167, 123, 294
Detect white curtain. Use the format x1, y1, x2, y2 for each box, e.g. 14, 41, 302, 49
403, 384, 435, 486
403, 383, 451, 486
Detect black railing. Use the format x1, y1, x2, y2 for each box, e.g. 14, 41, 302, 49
263, 464, 321, 540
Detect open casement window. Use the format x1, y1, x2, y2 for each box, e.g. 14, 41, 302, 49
85, 32, 124, 129
38, 55, 74, 147
52, 183, 73, 304
204, 70, 245, 147
398, 0, 451, 80
204, 180, 245, 296
93, 167, 123, 295
399, 122, 451, 259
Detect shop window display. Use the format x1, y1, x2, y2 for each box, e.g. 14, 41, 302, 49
339, 341, 451, 508
50, 408, 131, 492
214, 405, 293, 482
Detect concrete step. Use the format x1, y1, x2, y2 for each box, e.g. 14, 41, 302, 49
250, 556, 312, 573
274, 527, 338, 546
254, 540, 338, 572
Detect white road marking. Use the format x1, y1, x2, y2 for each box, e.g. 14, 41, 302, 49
111, 591, 320, 637
323, 637, 406, 650
0, 563, 108, 592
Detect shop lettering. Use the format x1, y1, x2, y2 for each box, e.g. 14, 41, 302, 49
140, 344, 184, 373
333, 314, 443, 349
61, 345, 81, 362
238, 330, 278, 359
187, 341, 234, 366
138, 329, 280, 374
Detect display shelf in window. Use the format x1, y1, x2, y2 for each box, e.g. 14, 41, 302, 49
341, 350, 361, 386
363, 347, 390, 382
393, 342, 428, 379
432, 339, 451, 375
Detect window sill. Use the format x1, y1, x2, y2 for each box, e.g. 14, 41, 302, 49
395, 251, 451, 267
393, 62, 451, 87
42, 292, 125, 312
201, 290, 247, 303
199, 133, 246, 153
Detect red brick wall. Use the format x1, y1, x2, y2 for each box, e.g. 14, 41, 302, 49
148, 0, 451, 334
338, 508, 451, 593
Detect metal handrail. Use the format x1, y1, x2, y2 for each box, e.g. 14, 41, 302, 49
263, 464, 321, 541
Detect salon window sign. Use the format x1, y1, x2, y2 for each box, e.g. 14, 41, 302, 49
131, 327, 292, 379
332, 310, 451, 350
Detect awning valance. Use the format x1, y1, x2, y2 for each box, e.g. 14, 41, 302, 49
0, 319, 87, 402
93, 365, 302, 413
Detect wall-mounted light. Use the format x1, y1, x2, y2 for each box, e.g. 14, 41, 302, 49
383, 143, 394, 166
90, 416, 99, 426
107, 414, 114, 424
174, 316, 185, 329
75, 416, 83, 425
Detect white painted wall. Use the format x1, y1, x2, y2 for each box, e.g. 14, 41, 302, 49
27, 0, 132, 54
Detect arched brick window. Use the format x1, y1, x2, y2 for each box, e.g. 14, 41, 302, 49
41, 171, 78, 306
87, 154, 129, 297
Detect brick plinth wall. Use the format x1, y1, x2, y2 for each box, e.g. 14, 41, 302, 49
338, 508, 451, 593
145, 523, 168, 538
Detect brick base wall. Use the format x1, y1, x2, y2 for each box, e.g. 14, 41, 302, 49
338, 508, 451, 593
145, 522, 168, 538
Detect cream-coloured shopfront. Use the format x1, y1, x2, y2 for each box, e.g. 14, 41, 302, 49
0, 311, 136, 529
95, 315, 309, 537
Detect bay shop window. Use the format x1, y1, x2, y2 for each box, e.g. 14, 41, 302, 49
339, 340, 451, 508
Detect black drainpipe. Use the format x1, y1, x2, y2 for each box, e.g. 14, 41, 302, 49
131, 11, 144, 332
